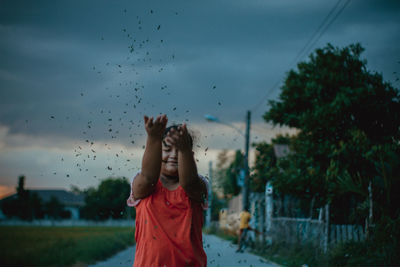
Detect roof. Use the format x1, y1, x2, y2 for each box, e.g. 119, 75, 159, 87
1, 189, 85, 207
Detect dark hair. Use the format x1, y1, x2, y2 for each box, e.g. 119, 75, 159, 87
163, 124, 193, 149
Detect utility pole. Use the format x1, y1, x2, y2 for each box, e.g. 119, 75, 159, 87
206, 161, 213, 228
242, 110, 251, 210
203, 112, 251, 211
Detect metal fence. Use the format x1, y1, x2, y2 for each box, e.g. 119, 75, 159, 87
241, 184, 366, 252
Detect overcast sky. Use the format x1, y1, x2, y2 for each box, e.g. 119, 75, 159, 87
0, 0, 399, 197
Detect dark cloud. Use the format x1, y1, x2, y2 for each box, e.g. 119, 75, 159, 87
1, 0, 399, 191
0, 0, 399, 141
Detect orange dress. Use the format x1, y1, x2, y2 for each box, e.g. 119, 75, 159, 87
127, 178, 208, 267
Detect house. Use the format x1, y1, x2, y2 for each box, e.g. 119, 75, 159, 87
0, 189, 85, 220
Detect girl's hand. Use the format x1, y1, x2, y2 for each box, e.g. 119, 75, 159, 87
165, 123, 192, 151
144, 114, 168, 138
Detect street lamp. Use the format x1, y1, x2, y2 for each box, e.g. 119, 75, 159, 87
204, 111, 251, 211
204, 114, 245, 136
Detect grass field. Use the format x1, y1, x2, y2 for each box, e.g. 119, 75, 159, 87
0, 226, 135, 267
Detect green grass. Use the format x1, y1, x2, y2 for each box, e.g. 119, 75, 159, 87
204, 226, 324, 266
203, 226, 238, 244
0, 226, 135, 267
253, 242, 325, 267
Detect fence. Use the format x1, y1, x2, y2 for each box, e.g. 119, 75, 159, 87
222, 186, 366, 252
268, 217, 365, 247
261, 187, 365, 251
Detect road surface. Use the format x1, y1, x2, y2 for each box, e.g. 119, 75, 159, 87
89, 234, 281, 267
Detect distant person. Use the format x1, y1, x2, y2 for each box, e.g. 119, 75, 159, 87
236, 206, 256, 252
127, 114, 208, 267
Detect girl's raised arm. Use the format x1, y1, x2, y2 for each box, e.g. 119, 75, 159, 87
132, 114, 167, 199
165, 124, 208, 203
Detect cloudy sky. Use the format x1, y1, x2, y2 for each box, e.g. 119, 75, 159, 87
0, 0, 399, 197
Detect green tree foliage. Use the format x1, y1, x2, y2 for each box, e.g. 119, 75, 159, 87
258, 43, 400, 264
251, 134, 291, 192
210, 190, 226, 221
262, 43, 400, 266
214, 150, 230, 195
1, 195, 19, 219
1, 175, 45, 220
16, 175, 30, 220
214, 150, 243, 198
266, 43, 400, 144
81, 177, 131, 220
263, 43, 400, 209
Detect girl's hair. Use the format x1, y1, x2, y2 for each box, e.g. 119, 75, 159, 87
163, 124, 194, 149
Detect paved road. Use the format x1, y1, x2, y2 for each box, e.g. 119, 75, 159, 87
89, 234, 281, 267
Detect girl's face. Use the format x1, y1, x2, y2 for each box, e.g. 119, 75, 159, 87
161, 139, 179, 176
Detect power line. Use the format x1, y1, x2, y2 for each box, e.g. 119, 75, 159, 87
290, 0, 345, 67
306, 0, 351, 57
250, 0, 351, 114
249, 79, 280, 114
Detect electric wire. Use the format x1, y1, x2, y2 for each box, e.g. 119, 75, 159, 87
250, 0, 351, 114
290, 0, 345, 67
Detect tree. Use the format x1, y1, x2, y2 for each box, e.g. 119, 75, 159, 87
213, 150, 230, 195
251, 134, 291, 192
214, 150, 243, 198
16, 175, 31, 220
210, 190, 226, 221
1, 195, 19, 219
70, 184, 83, 195
81, 177, 131, 220
2, 175, 34, 220
1, 176, 47, 220
263, 43, 400, 224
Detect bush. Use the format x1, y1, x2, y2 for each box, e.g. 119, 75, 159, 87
255, 242, 325, 267
327, 217, 400, 266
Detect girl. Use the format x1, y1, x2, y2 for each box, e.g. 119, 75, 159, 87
127, 114, 208, 267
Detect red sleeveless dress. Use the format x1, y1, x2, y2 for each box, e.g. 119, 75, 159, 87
128, 178, 208, 267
